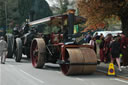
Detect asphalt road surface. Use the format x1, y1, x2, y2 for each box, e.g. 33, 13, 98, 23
0, 58, 128, 85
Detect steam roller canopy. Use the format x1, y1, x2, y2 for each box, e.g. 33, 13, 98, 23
60, 47, 97, 75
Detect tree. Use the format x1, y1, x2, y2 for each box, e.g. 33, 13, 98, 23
7, 0, 20, 26
77, 0, 128, 36
0, 0, 20, 28
47, 0, 76, 14
18, 0, 53, 22
59, 0, 69, 14
0, 1, 5, 27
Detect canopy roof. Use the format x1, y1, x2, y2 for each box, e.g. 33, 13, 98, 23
29, 14, 86, 26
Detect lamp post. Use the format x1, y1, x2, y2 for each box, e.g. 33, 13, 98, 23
5, 0, 7, 29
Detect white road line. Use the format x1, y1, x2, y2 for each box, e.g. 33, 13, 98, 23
98, 69, 128, 84
56, 71, 61, 74
76, 78, 84, 81
20, 69, 45, 84
114, 78, 128, 84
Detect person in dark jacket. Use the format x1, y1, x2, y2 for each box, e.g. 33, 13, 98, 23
103, 34, 112, 63
85, 32, 91, 43
99, 37, 105, 62
110, 36, 121, 71
120, 34, 128, 67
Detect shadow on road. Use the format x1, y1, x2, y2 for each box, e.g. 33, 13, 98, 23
44, 64, 60, 71
6, 58, 31, 65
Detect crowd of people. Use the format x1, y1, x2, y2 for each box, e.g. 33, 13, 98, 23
84, 32, 128, 71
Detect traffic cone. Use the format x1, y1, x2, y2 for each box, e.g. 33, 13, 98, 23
107, 63, 116, 76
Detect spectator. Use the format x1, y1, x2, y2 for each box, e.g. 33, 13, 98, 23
100, 33, 104, 39
120, 33, 128, 67
85, 32, 91, 43
110, 36, 121, 71
94, 32, 99, 40
89, 37, 97, 53
103, 34, 112, 63
0, 36, 8, 64
99, 37, 105, 62
6, 27, 13, 34
13, 24, 20, 35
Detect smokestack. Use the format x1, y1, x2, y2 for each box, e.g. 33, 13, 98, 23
67, 9, 75, 40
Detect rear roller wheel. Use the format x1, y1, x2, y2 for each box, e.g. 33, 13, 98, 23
14, 38, 22, 62
6, 34, 14, 58
30, 38, 46, 68
60, 47, 97, 75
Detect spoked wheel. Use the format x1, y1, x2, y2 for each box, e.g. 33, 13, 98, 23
6, 34, 14, 58
60, 48, 97, 75
14, 38, 22, 62
30, 38, 46, 68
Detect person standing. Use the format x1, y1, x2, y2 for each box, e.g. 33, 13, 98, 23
0, 36, 8, 64
13, 24, 20, 35
85, 32, 91, 43
120, 34, 128, 67
110, 36, 121, 71
89, 37, 97, 53
99, 37, 105, 62
103, 34, 112, 63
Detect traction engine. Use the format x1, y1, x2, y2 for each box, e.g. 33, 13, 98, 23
30, 10, 97, 75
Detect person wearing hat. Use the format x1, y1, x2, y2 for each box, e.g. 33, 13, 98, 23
0, 36, 8, 64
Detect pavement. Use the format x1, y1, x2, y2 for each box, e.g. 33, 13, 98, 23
97, 62, 128, 79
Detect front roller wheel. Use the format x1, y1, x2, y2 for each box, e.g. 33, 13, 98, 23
14, 38, 22, 62
30, 38, 46, 68
60, 48, 97, 75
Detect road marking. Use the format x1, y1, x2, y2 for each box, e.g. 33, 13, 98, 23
110, 78, 128, 84
114, 78, 128, 84
76, 78, 84, 81
56, 71, 61, 74
20, 69, 45, 84
97, 69, 128, 80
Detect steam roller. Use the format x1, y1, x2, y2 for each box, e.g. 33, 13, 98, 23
30, 9, 97, 76
31, 38, 97, 75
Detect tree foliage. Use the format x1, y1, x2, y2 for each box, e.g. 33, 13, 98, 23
18, 0, 53, 22
77, 0, 128, 36
0, 0, 5, 27
0, 0, 19, 28
18, 0, 33, 21
47, 0, 75, 14
59, 0, 69, 14
0, 0, 53, 33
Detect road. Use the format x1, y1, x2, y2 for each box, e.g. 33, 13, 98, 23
0, 58, 128, 85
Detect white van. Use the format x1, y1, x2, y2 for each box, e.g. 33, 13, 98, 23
93, 30, 122, 37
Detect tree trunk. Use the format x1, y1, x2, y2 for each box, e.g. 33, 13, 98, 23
119, 7, 128, 37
